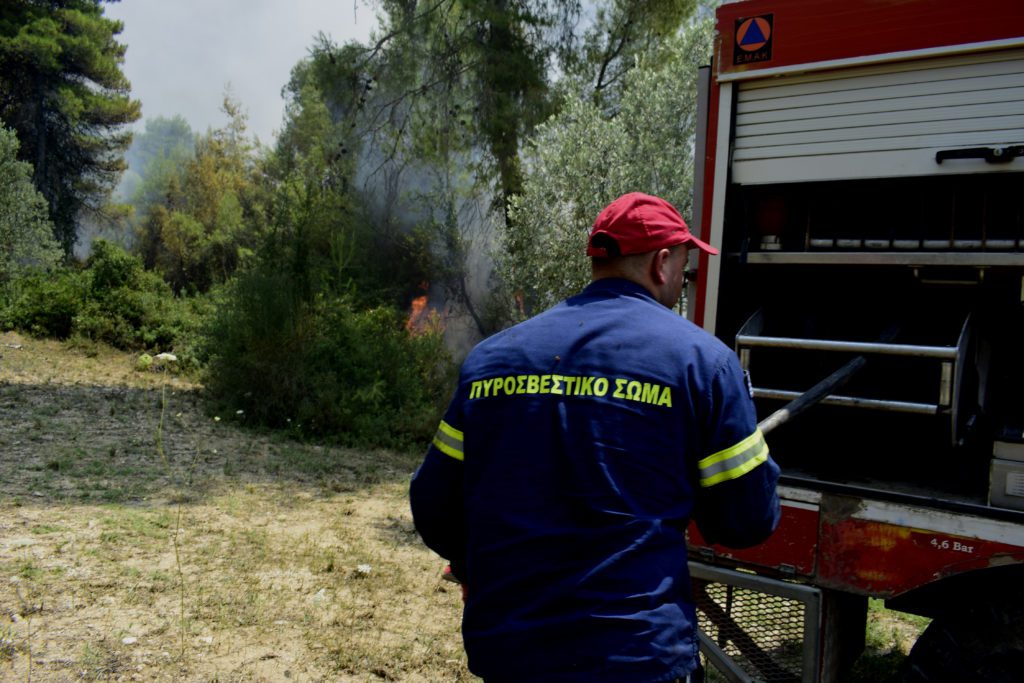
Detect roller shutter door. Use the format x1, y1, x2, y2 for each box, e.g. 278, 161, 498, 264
732, 49, 1024, 184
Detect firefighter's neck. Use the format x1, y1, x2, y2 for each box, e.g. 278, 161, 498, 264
590, 247, 681, 308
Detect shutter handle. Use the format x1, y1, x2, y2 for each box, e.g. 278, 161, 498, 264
935, 145, 1024, 164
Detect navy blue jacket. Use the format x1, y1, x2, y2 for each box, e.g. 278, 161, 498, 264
410, 278, 780, 682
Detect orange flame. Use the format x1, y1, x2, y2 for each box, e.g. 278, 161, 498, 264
406, 295, 429, 333
406, 282, 445, 335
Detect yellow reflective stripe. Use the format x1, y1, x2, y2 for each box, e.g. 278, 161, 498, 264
701, 445, 768, 487
438, 419, 463, 442
432, 436, 464, 461
698, 429, 768, 488
700, 429, 763, 469
432, 420, 464, 462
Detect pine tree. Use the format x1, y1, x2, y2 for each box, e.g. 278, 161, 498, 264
0, 0, 141, 255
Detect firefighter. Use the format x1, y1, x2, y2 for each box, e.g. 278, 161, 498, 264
410, 192, 781, 683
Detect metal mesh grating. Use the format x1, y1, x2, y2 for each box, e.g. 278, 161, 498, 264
695, 578, 809, 683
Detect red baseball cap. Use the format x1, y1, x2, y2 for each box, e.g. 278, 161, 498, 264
587, 192, 719, 257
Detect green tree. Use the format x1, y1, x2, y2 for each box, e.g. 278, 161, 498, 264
502, 16, 714, 312
204, 77, 451, 447
362, 0, 696, 216
136, 99, 264, 292
0, 125, 61, 286
355, 0, 556, 224
562, 0, 696, 108
273, 42, 435, 310
0, 0, 141, 255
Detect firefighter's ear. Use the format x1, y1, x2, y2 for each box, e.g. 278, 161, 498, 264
650, 248, 672, 285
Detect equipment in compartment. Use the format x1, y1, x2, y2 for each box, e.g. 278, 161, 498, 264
990, 459, 1024, 510
732, 175, 1024, 257
736, 308, 969, 441
992, 424, 1024, 510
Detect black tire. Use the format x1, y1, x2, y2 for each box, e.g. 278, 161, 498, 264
902, 603, 1024, 683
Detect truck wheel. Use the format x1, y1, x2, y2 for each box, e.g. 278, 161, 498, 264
902, 604, 1024, 683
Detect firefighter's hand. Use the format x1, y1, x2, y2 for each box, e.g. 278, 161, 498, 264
442, 564, 468, 602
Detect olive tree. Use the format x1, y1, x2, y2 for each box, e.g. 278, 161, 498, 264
502, 17, 713, 314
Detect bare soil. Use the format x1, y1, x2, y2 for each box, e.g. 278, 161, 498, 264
0, 331, 925, 682
0, 332, 473, 682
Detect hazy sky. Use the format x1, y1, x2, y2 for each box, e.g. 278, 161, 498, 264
106, 0, 380, 145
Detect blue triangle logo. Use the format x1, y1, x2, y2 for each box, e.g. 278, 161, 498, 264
740, 21, 766, 46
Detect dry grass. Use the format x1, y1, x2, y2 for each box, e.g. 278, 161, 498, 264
0, 331, 928, 682
0, 332, 474, 682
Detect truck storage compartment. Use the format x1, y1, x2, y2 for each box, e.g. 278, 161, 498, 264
737, 306, 968, 434
720, 263, 1024, 509
734, 290, 983, 499
712, 245, 1024, 507
714, 172, 1024, 508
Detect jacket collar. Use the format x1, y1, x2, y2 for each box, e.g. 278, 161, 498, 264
580, 277, 658, 303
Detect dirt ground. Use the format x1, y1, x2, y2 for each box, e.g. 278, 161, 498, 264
0, 332, 474, 682
0, 331, 926, 682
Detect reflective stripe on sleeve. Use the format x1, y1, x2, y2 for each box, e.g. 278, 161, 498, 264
698, 429, 768, 488
432, 420, 464, 461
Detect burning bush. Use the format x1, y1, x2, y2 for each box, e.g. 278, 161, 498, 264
202, 266, 452, 449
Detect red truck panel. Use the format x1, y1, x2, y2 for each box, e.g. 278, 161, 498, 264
817, 515, 1024, 597
688, 500, 819, 576
690, 493, 1024, 597
715, 0, 1024, 79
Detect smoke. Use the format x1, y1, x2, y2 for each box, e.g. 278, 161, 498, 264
73, 212, 134, 261
75, 116, 199, 261
354, 133, 501, 361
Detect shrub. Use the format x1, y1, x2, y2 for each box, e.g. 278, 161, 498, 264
0, 269, 86, 339
1, 241, 206, 368
203, 266, 452, 449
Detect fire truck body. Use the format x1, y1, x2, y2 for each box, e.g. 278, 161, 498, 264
687, 1, 1024, 679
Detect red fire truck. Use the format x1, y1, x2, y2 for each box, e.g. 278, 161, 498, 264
685, 1, 1024, 680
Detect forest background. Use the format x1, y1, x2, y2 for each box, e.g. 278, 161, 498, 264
0, 0, 713, 449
